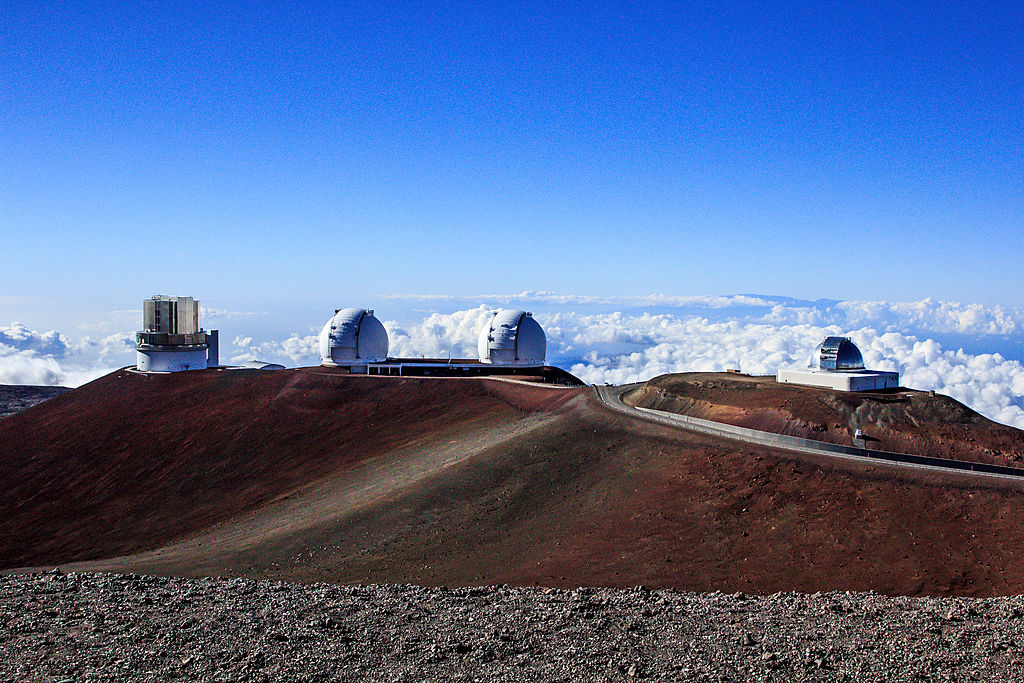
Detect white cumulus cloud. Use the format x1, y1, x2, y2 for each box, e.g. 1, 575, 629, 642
229, 334, 318, 365
0, 322, 134, 387
764, 298, 1024, 336
0, 322, 70, 357
384, 306, 495, 359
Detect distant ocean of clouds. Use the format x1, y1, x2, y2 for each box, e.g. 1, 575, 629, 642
3, 293, 1024, 429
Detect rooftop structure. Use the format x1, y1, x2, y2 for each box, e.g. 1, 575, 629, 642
136, 295, 219, 372
143, 295, 200, 335
777, 336, 899, 392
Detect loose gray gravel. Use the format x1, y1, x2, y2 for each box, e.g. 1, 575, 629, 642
2, 572, 1024, 681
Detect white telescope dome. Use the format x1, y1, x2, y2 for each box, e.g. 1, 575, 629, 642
319, 308, 389, 366
477, 309, 546, 366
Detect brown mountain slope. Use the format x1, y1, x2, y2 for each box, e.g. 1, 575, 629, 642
627, 372, 1024, 467
4, 369, 1024, 596
0, 368, 578, 569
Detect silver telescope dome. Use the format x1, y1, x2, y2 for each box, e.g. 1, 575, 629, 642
808, 336, 865, 371
319, 308, 389, 365
477, 309, 546, 366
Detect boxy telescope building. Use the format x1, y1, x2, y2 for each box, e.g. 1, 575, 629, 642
777, 336, 899, 392
136, 295, 219, 372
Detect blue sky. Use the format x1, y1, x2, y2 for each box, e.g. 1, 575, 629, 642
2, 2, 1024, 425
2, 0, 1022, 328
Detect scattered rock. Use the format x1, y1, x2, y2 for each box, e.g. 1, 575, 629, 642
0, 573, 1021, 681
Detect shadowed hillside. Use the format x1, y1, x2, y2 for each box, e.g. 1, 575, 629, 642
4, 369, 1024, 596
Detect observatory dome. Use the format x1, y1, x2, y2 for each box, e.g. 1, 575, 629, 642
477, 310, 546, 366
808, 336, 865, 371
319, 308, 389, 366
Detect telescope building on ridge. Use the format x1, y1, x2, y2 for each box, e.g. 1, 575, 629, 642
477, 309, 546, 366
317, 307, 580, 384
136, 295, 219, 372
777, 336, 899, 392
319, 308, 389, 368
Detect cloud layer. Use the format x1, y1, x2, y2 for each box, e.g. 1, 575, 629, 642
3, 296, 1024, 429
0, 322, 133, 387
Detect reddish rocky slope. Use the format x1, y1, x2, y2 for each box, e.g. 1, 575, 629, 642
627, 372, 1024, 467
0, 368, 577, 569
4, 369, 1024, 596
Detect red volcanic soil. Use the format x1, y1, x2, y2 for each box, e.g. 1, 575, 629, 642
627, 372, 1024, 467
0, 368, 578, 570
5, 369, 1024, 596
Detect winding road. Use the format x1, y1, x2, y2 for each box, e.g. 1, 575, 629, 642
595, 384, 1024, 482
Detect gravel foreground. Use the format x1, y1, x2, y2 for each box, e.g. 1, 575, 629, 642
2, 572, 1023, 682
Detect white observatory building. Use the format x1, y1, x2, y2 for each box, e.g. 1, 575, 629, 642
136, 295, 219, 372
319, 308, 389, 369
777, 336, 899, 392
313, 305, 577, 382
477, 309, 546, 366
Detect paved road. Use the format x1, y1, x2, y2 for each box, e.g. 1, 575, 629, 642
595, 384, 1024, 482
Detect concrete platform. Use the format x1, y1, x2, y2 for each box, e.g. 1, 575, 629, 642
777, 368, 899, 391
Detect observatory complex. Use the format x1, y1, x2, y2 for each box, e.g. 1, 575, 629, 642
318, 307, 579, 384
135, 296, 219, 372
777, 336, 899, 392
130, 298, 891, 392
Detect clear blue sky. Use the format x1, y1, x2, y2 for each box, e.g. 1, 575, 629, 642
2, 1, 1022, 327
